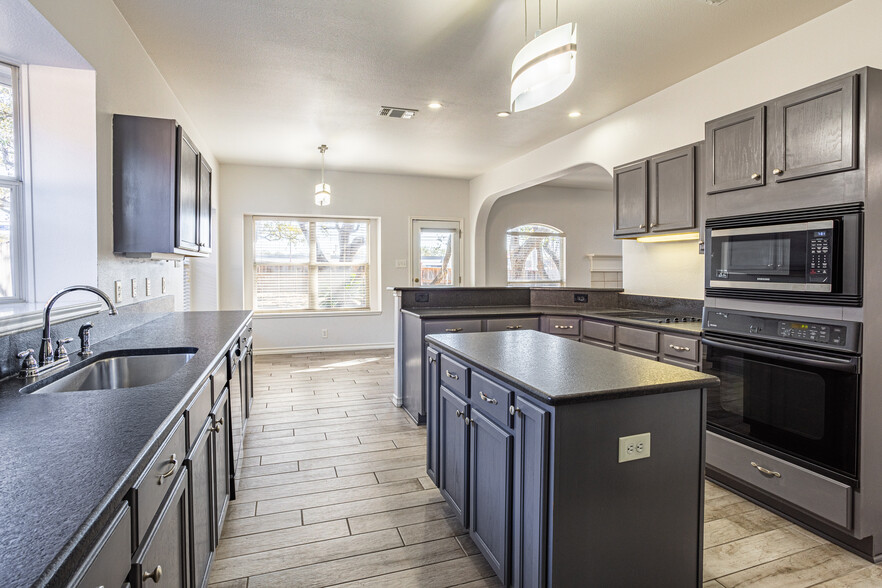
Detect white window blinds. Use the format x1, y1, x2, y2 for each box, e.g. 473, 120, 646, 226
253, 217, 370, 311
506, 223, 565, 286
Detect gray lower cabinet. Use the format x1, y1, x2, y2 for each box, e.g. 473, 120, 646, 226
484, 317, 540, 332
133, 417, 187, 544
71, 504, 132, 588
540, 316, 580, 337
469, 409, 513, 586
425, 348, 440, 485
439, 386, 469, 524
187, 420, 215, 588
133, 468, 191, 587
212, 389, 232, 539
512, 395, 549, 588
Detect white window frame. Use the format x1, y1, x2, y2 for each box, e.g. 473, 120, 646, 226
0, 61, 27, 303
506, 223, 566, 286
245, 214, 382, 316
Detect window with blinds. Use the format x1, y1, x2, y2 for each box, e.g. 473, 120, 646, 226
506, 223, 565, 286
253, 216, 370, 312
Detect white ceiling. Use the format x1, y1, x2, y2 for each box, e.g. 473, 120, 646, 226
111, 0, 849, 179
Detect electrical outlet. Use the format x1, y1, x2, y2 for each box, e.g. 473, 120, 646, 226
415, 292, 429, 303
131, 278, 138, 298
574, 293, 589, 303
395, 259, 407, 268
618, 432, 651, 463
321, 329, 328, 338
114, 280, 122, 303
145, 278, 151, 296
161, 277, 167, 294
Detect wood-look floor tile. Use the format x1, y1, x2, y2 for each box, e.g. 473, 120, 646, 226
348, 501, 456, 535
703, 582, 725, 588
207, 579, 248, 588
716, 543, 870, 587
704, 492, 762, 523
299, 445, 425, 471
419, 476, 437, 490
325, 423, 422, 440
452, 578, 504, 588
225, 501, 256, 520
329, 553, 496, 587
259, 440, 397, 465
246, 537, 466, 588
239, 460, 302, 478
704, 507, 791, 548
398, 517, 468, 545
237, 466, 337, 491
257, 479, 425, 516
236, 472, 378, 503
221, 509, 303, 539
217, 519, 350, 560
703, 526, 822, 581
375, 465, 428, 484
209, 529, 403, 584
302, 487, 444, 524
814, 564, 882, 586
243, 435, 361, 457
456, 534, 482, 556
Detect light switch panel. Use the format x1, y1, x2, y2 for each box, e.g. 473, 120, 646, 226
145, 278, 151, 296
131, 278, 137, 298
618, 432, 651, 463
161, 277, 167, 294
114, 280, 122, 303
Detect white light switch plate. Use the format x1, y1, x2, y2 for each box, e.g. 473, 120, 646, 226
131, 278, 137, 298
145, 278, 151, 296
161, 277, 167, 294
395, 259, 407, 268
114, 280, 122, 303
618, 432, 651, 463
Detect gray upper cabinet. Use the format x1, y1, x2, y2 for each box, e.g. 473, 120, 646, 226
650, 145, 696, 233
768, 74, 857, 183
705, 105, 766, 194
613, 160, 649, 236
113, 114, 211, 258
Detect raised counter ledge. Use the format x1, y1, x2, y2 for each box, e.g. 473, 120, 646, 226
426, 330, 718, 405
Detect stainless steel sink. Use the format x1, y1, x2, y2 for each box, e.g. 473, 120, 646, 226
21, 348, 198, 394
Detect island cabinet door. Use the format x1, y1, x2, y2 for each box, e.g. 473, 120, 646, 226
211, 389, 231, 540
512, 396, 550, 588
439, 386, 469, 525
469, 409, 513, 586
187, 419, 215, 588
426, 348, 441, 485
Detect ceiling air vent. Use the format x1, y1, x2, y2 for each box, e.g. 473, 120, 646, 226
379, 106, 418, 119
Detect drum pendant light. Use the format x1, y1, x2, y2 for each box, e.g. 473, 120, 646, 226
315, 145, 331, 206
510, 0, 577, 113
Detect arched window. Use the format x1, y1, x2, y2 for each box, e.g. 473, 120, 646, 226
506, 223, 565, 286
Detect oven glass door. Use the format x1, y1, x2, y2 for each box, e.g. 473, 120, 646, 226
710, 226, 809, 284
703, 337, 859, 481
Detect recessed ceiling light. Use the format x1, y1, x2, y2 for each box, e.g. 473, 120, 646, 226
428, 102, 442, 109
568, 111, 581, 118
497, 111, 511, 118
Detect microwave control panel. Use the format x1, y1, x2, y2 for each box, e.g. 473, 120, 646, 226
808, 229, 833, 283
777, 321, 845, 346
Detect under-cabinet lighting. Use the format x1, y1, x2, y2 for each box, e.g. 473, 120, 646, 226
635, 232, 701, 243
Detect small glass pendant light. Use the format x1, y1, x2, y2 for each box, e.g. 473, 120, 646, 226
315, 145, 331, 206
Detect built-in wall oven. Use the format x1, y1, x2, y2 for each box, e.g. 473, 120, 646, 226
702, 308, 862, 486
705, 203, 863, 306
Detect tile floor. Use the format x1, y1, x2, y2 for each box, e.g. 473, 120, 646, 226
208, 350, 882, 587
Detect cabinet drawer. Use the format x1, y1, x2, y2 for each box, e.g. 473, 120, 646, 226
581, 319, 615, 344
209, 356, 228, 403
542, 316, 581, 336
439, 354, 469, 399
133, 467, 190, 588
616, 325, 658, 352
617, 347, 659, 361
134, 417, 187, 544
485, 317, 540, 332
186, 379, 212, 448
662, 357, 700, 371
72, 503, 132, 588
425, 319, 482, 336
662, 334, 699, 363
583, 339, 615, 351
470, 371, 513, 428
707, 432, 852, 529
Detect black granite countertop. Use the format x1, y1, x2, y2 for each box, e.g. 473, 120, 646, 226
402, 305, 704, 336
426, 331, 718, 405
0, 310, 252, 588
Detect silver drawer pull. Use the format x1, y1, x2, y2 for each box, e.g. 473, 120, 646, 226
445, 328, 463, 333
750, 461, 781, 478
157, 454, 178, 485
510, 405, 522, 416
479, 391, 498, 405
455, 409, 463, 419
668, 344, 691, 352
212, 417, 224, 433
143, 564, 163, 583
445, 370, 459, 380
505, 325, 522, 330
554, 325, 574, 329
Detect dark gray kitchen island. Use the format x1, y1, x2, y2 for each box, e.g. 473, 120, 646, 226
424, 330, 719, 587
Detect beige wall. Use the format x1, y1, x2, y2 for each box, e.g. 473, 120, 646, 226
219, 164, 470, 351
484, 185, 619, 287
470, 0, 882, 300
29, 0, 219, 310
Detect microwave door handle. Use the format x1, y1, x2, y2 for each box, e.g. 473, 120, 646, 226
701, 338, 859, 373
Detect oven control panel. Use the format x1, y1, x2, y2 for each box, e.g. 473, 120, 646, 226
808, 230, 833, 283
777, 321, 845, 345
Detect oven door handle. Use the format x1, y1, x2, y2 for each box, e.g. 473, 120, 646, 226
701, 338, 860, 373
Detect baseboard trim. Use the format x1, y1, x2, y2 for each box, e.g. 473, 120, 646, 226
254, 343, 394, 356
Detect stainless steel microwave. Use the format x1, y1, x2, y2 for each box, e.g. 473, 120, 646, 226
705, 205, 862, 306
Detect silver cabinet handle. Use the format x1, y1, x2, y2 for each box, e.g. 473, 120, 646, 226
157, 454, 178, 485
751, 173, 761, 180
143, 564, 163, 583
428, 356, 435, 364
509, 405, 522, 416
505, 325, 522, 330
650, 223, 657, 228
465, 417, 470, 425
772, 168, 783, 176
445, 328, 463, 333
553, 325, 574, 329
479, 391, 498, 405
212, 418, 224, 433
639, 224, 646, 229
445, 370, 459, 380
455, 410, 463, 418
668, 344, 691, 352
750, 461, 781, 478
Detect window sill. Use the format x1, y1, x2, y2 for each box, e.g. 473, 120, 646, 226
254, 309, 383, 318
